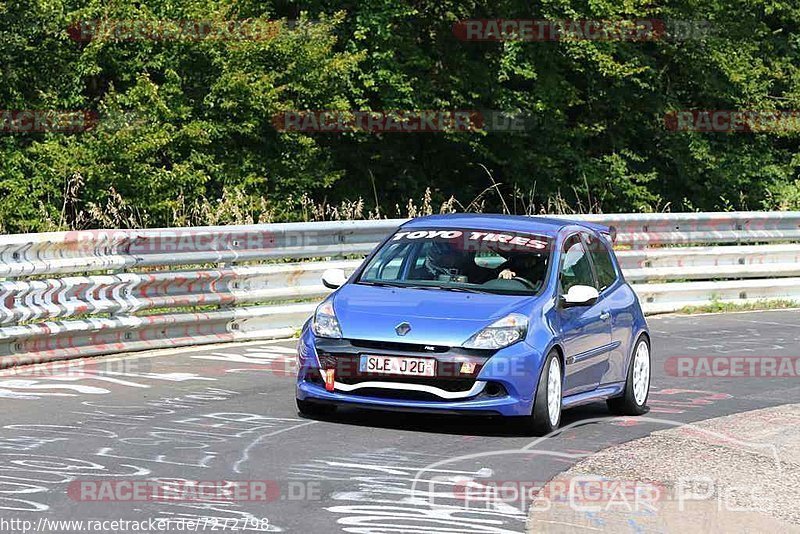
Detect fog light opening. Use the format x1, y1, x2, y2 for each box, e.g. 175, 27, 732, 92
484, 382, 504, 397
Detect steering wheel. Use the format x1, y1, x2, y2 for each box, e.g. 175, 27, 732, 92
512, 276, 538, 290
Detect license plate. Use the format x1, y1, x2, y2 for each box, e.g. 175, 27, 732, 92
359, 355, 436, 377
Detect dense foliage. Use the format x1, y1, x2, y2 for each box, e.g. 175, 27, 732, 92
1, 0, 799, 232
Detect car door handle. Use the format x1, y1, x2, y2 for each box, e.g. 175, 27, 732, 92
599, 310, 611, 321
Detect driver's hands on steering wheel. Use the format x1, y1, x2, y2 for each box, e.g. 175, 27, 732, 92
498, 269, 516, 280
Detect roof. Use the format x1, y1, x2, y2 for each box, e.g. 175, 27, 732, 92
401, 213, 608, 237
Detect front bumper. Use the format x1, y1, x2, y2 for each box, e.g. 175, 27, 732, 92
295, 331, 543, 417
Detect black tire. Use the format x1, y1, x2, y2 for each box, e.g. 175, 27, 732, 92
607, 335, 651, 416
516, 350, 563, 436
296, 398, 336, 417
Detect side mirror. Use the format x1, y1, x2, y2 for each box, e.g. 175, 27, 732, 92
321, 268, 348, 290
562, 285, 599, 307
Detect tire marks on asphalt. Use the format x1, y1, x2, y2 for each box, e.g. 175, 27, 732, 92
289, 449, 527, 534
0, 342, 297, 401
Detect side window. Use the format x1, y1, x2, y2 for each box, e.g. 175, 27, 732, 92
361, 242, 408, 280
559, 235, 596, 293
584, 233, 617, 291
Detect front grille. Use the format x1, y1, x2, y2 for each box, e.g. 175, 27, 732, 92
313, 338, 497, 401
349, 339, 450, 353
322, 354, 479, 387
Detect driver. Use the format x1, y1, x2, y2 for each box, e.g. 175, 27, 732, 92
424, 241, 494, 283
497, 253, 546, 284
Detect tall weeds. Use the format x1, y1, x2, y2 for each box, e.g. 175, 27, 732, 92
39, 172, 624, 231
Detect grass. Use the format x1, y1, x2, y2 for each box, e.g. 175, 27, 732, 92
679, 298, 799, 315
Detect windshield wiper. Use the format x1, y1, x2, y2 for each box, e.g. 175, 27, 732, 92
402, 285, 491, 294
360, 281, 491, 294
437, 286, 490, 294
358, 280, 404, 288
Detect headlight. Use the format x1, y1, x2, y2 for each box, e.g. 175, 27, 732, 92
312, 300, 342, 339
463, 313, 528, 349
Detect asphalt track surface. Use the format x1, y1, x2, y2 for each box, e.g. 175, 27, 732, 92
0, 310, 797, 533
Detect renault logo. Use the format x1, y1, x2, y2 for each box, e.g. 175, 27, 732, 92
395, 322, 411, 336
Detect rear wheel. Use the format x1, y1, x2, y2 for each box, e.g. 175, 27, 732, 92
296, 398, 336, 417
607, 335, 651, 416
517, 350, 562, 436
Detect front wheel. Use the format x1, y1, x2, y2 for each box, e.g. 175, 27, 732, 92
516, 350, 562, 436
607, 335, 651, 416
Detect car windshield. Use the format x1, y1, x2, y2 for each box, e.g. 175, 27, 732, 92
357, 227, 553, 295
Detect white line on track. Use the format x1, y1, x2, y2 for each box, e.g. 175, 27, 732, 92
233, 420, 319, 474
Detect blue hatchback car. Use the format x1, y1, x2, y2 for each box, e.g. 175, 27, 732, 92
296, 214, 651, 435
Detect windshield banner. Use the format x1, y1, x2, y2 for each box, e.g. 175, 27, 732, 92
390, 229, 550, 252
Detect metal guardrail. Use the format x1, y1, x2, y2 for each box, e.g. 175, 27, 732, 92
0, 211, 799, 368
